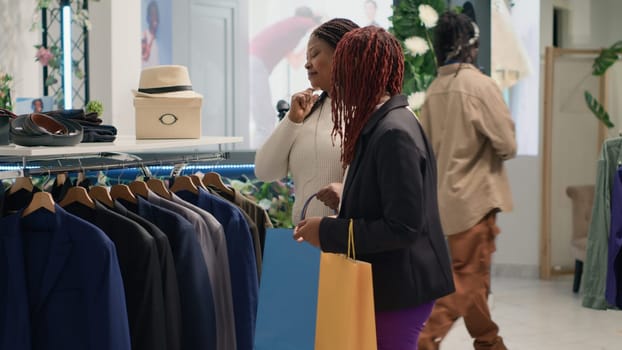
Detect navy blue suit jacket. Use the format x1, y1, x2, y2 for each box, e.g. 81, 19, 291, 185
0, 205, 131, 350
176, 188, 258, 350
64, 201, 166, 350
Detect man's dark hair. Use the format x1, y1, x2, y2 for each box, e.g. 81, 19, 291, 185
433, 11, 478, 65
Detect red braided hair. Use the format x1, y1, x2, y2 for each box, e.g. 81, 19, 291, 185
331, 26, 404, 167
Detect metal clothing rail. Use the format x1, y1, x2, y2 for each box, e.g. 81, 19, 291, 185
0, 152, 228, 180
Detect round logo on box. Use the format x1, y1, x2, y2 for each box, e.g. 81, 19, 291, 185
159, 113, 178, 125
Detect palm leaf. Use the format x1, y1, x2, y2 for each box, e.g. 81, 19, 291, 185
592, 40, 622, 76
584, 91, 614, 128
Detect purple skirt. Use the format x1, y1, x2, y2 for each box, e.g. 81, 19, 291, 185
375, 301, 435, 350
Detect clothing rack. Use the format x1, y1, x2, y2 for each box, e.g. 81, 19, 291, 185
0, 139, 265, 350
0, 152, 228, 180
0, 136, 242, 181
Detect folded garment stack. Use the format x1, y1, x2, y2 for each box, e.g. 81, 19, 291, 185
46, 109, 117, 143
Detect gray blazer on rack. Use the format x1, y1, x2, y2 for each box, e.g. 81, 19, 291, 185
147, 190, 237, 350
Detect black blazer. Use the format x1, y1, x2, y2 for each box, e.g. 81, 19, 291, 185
319, 95, 455, 311
113, 201, 182, 350
127, 196, 217, 350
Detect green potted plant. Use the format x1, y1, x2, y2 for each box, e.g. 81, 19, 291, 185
85, 100, 104, 116
584, 40, 622, 129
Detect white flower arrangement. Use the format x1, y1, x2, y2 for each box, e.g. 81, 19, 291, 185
404, 36, 429, 56
390, 0, 445, 96
418, 4, 439, 29
408, 91, 426, 111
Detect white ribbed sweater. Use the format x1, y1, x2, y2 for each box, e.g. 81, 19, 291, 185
254, 98, 343, 224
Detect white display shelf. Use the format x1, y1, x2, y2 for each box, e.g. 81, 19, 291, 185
0, 136, 243, 158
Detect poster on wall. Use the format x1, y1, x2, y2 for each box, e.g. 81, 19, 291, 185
141, 0, 172, 68
14, 96, 54, 115
248, 0, 393, 148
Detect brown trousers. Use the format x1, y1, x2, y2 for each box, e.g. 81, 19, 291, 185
418, 212, 507, 350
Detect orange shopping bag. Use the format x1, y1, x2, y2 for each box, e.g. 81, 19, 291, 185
314, 219, 377, 350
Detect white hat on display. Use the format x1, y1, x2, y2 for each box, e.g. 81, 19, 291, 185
133, 65, 202, 99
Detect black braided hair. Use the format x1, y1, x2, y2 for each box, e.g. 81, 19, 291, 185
312, 18, 360, 49
433, 11, 478, 65
306, 18, 360, 117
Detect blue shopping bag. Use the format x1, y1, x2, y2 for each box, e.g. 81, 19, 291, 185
254, 228, 321, 350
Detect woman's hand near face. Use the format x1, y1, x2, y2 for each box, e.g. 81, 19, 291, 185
288, 88, 319, 123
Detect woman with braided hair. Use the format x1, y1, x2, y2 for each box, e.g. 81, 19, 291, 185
418, 10, 515, 350
255, 18, 360, 224
294, 26, 454, 349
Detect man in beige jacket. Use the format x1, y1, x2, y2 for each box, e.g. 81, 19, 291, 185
418, 11, 516, 350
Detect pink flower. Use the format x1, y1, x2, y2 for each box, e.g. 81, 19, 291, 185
35, 47, 54, 66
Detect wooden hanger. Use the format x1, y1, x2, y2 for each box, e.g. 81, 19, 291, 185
146, 178, 172, 199
59, 186, 96, 209
129, 181, 150, 198
22, 192, 56, 217
169, 175, 198, 194
89, 186, 114, 208
9, 176, 34, 194
110, 184, 137, 204
190, 174, 207, 190
202, 172, 234, 197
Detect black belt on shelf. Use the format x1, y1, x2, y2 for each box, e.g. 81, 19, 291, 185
10, 113, 83, 147
0, 109, 18, 145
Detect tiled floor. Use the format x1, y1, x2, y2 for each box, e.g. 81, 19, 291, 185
440, 276, 621, 350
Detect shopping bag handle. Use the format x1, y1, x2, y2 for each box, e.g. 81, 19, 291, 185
300, 193, 338, 221
301, 194, 354, 259
347, 219, 356, 260
300, 193, 318, 221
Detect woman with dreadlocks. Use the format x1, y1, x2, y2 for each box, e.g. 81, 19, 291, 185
255, 18, 359, 224
294, 26, 454, 349
417, 11, 515, 350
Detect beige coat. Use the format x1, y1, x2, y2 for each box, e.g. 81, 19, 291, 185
420, 63, 516, 236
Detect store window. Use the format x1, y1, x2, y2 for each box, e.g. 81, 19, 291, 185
504, 0, 540, 156
247, 0, 394, 149
155, 0, 539, 154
